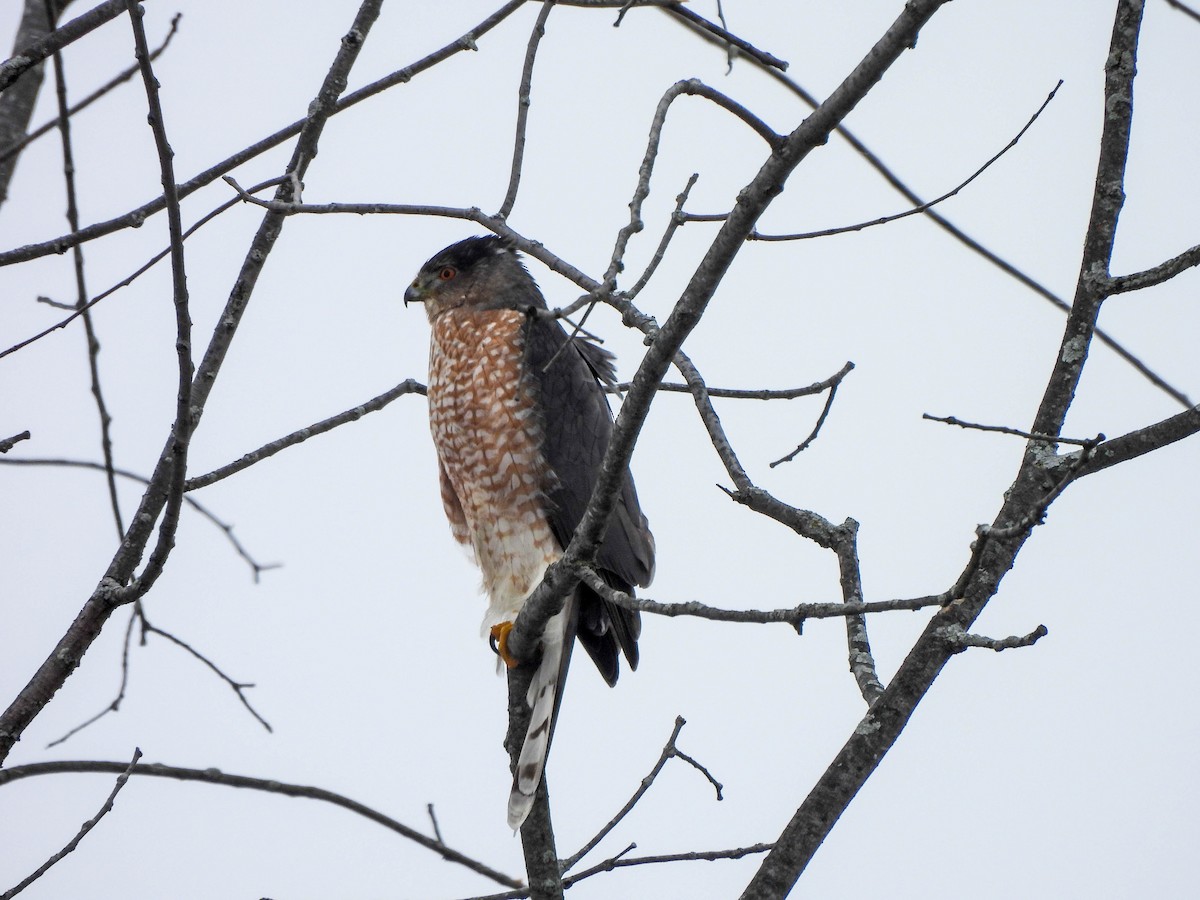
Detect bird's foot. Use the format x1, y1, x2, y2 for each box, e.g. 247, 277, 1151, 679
489, 622, 519, 669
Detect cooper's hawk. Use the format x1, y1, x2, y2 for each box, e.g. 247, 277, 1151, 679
404, 236, 655, 830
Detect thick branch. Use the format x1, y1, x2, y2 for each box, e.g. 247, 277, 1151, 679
1068, 404, 1200, 477
0, 0, 71, 206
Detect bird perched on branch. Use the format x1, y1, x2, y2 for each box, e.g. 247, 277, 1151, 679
404, 235, 655, 830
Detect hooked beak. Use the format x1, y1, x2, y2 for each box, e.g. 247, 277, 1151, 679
403, 284, 422, 308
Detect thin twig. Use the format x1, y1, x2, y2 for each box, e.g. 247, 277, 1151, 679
564, 843, 774, 888
44, 2, 125, 539
46, 611, 137, 748
609, 379, 845, 400
923, 413, 1097, 446
664, 3, 787, 70
564, 720, 720, 873
768, 375, 843, 467
750, 81, 1062, 242
0, 748, 141, 900
1164, 0, 1200, 24
426, 803, 444, 845
184, 379, 426, 491
601, 78, 781, 298
626, 172, 699, 299
140, 617, 272, 732
0, 458, 275, 579
0, 760, 522, 890
497, 0, 554, 220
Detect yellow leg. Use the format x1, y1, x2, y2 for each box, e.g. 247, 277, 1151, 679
489, 622, 519, 669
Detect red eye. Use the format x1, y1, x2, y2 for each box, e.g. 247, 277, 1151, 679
438, 266, 456, 281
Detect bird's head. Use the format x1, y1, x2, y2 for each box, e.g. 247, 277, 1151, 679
404, 235, 545, 321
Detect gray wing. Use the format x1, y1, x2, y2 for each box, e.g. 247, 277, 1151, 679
523, 313, 655, 685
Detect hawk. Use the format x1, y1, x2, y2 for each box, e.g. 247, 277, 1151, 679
404, 236, 655, 830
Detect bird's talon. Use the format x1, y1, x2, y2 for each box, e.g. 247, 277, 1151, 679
490, 622, 519, 669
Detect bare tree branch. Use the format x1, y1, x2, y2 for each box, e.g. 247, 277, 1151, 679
505, 665, 564, 900
1106, 241, 1200, 294
497, 0, 555, 220
1067, 403, 1200, 478
138, 614, 272, 732
0, 0, 72, 205
45, 611, 136, 748
1164, 0, 1200, 24
108, 0, 194, 602
565, 843, 773, 887
184, 379, 427, 491
576, 565, 950, 628
0, 749, 141, 900
509, 0, 955, 658
43, 4, 124, 539
0, 0, 120, 93
0, 1, 527, 268
738, 7, 1149, 896
0, 12, 179, 166
749, 81, 1063, 242
662, 3, 787, 71
0, 759, 523, 890
0, 0, 385, 766
923, 413, 1098, 446
0, 431, 31, 452
768, 373, 843, 467
938, 623, 1049, 653
832, 520, 885, 706
664, 8, 1193, 410
562, 716, 720, 873
0, 176, 286, 363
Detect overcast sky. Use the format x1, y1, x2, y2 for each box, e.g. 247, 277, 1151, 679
2, 2, 1198, 898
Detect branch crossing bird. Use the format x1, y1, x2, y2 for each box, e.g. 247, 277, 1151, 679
404, 236, 655, 830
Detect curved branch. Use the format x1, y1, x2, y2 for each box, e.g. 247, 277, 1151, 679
750, 80, 1062, 242
0, 760, 522, 889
